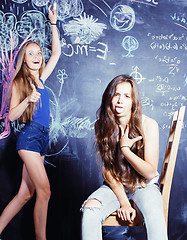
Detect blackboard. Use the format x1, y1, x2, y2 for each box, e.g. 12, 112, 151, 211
0, 0, 186, 239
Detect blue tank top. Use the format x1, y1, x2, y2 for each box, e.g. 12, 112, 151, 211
32, 79, 50, 127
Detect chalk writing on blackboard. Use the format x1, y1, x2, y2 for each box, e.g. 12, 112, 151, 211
147, 32, 187, 51
156, 84, 181, 96
131, 0, 158, 7
171, 12, 187, 30
154, 56, 180, 77
61, 38, 109, 60
141, 95, 154, 111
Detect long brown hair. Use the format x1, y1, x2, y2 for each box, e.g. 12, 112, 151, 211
95, 74, 146, 192
10, 41, 44, 122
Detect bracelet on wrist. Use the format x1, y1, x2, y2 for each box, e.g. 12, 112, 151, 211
51, 23, 57, 25
120, 145, 130, 149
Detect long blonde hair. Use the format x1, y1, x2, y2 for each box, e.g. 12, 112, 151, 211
10, 41, 44, 122
95, 75, 146, 192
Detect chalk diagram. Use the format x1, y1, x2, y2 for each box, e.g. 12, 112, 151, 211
46, 0, 84, 21
63, 12, 107, 45
0, 10, 31, 139
11, 0, 27, 3
0, 30, 33, 139
130, 66, 146, 84
122, 35, 139, 57
0, 4, 96, 159
109, 4, 139, 57
11, 0, 84, 21
0, 10, 19, 51
46, 74, 95, 158
0, 6, 93, 142
32, 0, 50, 7
110, 5, 135, 32
16, 10, 51, 45
88, 0, 112, 17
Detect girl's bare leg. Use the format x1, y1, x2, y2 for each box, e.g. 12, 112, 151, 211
0, 164, 35, 234
18, 150, 50, 240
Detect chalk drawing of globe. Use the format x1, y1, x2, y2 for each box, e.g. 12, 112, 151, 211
122, 35, 139, 57
110, 5, 135, 32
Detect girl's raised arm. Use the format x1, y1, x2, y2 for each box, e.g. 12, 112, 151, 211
41, 4, 61, 82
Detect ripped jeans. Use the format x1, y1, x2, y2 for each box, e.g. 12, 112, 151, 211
81, 183, 168, 240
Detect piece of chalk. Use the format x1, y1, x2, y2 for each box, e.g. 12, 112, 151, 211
53, 2, 57, 10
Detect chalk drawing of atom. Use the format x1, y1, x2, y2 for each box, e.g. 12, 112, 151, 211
110, 5, 135, 32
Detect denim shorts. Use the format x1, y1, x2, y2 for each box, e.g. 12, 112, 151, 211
16, 121, 50, 156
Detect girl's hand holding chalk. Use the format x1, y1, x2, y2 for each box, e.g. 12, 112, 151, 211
48, 3, 57, 25
53, 2, 57, 10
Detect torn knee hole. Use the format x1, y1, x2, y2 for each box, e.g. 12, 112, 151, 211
83, 198, 102, 209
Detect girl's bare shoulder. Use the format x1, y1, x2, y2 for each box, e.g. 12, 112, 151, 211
142, 114, 159, 133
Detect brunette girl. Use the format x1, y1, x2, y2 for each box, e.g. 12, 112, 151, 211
81, 75, 168, 240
